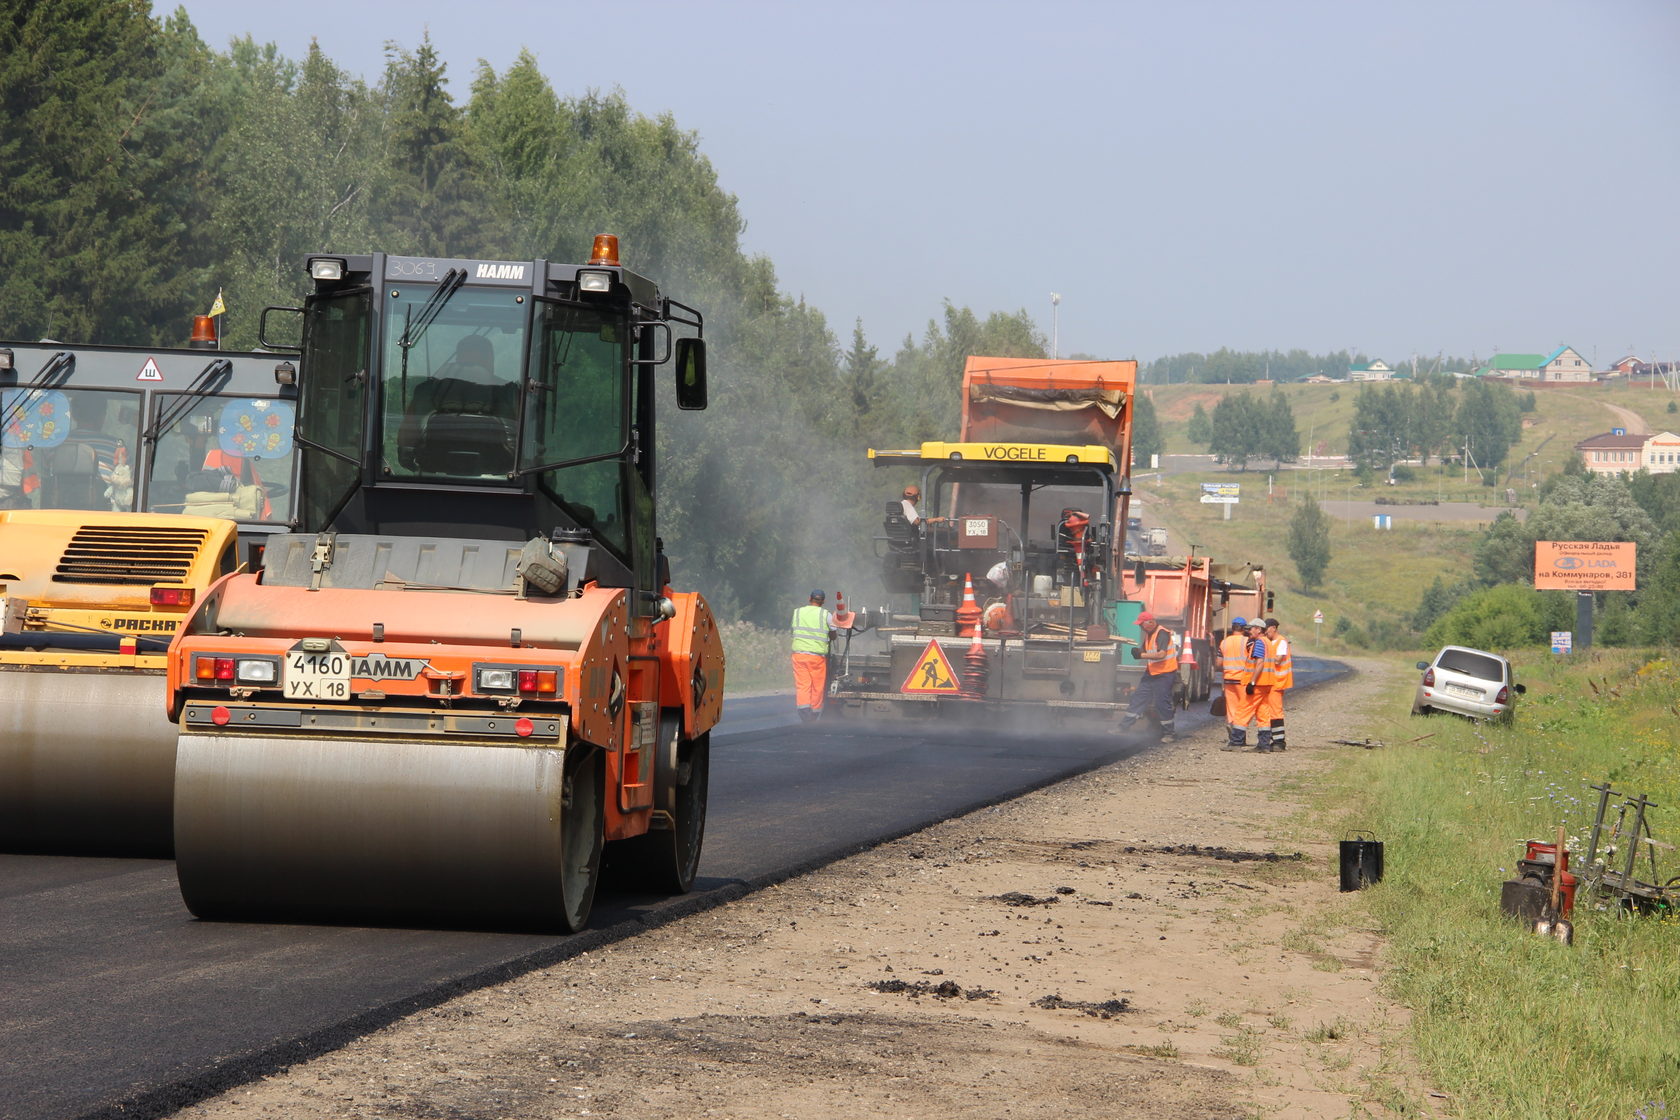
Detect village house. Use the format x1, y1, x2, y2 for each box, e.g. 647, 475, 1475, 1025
1476, 346, 1595, 382
1347, 360, 1394, 382
1576, 429, 1680, 475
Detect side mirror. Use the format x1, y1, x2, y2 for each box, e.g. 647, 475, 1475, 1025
1415, 661, 1429, 670
674, 337, 707, 411
1513, 683, 1527, 694
258, 306, 304, 352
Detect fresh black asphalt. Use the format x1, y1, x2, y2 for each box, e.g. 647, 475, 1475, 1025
0, 660, 1344, 1120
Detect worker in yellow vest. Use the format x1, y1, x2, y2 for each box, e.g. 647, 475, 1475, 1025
1261, 617, 1293, 750
790, 589, 837, 722
1215, 617, 1255, 751
1120, 611, 1180, 742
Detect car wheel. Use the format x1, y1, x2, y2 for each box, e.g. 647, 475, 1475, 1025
1410, 702, 1430, 717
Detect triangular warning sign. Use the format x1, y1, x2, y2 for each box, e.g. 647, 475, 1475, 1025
902, 638, 961, 694
136, 357, 164, 382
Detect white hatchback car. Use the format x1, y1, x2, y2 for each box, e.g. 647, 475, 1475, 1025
1411, 645, 1525, 721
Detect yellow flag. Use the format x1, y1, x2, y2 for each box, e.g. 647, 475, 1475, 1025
208, 289, 226, 318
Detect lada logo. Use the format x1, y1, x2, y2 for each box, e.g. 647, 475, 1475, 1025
1553, 557, 1584, 570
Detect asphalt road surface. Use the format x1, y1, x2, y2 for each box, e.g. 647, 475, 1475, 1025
1, 659, 1342, 1120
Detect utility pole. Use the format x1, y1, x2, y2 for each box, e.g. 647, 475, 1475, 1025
1050, 293, 1060, 359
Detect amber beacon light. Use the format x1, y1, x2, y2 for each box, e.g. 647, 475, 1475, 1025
588, 235, 620, 266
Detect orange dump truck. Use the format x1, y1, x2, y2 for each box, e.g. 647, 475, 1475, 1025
1120, 557, 1269, 704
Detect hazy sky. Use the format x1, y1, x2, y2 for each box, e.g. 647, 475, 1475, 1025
176, 0, 1678, 368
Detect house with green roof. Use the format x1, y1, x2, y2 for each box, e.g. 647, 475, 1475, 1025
1475, 346, 1594, 382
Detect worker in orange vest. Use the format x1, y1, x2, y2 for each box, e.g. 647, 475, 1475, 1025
1244, 617, 1278, 752
1120, 611, 1179, 742
1260, 617, 1292, 750
1215, 617, 1255, 750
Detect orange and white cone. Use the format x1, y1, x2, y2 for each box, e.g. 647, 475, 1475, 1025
833, 590, 855, 630
960, 623, 989, 701
955, 573, 981, 637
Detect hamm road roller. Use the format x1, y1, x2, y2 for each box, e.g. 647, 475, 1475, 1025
164, 238, 722, 931
1, 336, 300, 855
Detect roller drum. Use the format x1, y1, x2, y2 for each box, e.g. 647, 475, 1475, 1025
0, 668, 176, 855
173, 733, 595, 930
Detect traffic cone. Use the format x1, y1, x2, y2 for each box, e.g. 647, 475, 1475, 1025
955, 573, 981, 637
833, 590, 854, 630
960, 623, 989, 701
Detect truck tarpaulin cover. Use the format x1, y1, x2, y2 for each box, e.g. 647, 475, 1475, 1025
960, 356, 1138, 446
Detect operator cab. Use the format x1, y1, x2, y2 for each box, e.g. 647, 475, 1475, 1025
869, 441, 1122, 622
288, 239, 706, 603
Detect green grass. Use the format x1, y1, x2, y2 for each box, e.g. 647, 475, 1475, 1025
1323, 648, 1680, 1118
718, 620, 790, 694
1136, 466, 1488, 650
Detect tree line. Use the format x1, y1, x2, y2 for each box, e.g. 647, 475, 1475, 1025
0, 4, 1062, 624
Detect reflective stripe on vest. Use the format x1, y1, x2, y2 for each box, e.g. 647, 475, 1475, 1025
1250, 636, 1276, 686
1271, 636, 1294, 689
1145, 626, 1180, 675
1219, 632, 1248, 681
790, 604, 831, 654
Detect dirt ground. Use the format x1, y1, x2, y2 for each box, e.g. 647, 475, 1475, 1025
180, 659, 1433, 1120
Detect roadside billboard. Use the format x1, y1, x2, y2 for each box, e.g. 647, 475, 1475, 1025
1200, 482, 1239, 505
1533, 541, 1637, 591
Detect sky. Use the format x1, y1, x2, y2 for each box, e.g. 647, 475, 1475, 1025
175, 0, 1679, 369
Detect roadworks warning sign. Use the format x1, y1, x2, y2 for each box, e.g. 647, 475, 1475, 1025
902, 638, 961, 694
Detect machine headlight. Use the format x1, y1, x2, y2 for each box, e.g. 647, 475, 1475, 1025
237, 659, 278, 684
577, 269, 613, 293
309, 258, 345, 281
478, 667, 517, 692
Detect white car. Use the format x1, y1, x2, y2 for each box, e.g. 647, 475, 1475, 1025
1411, 645, 1525, 721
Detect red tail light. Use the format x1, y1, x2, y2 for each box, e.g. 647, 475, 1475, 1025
151, 587, 195, 607
214, 658, 235, 680
1496, 685, 1510, 704
1423, 668, 1435, 687
518, 670, 539, 693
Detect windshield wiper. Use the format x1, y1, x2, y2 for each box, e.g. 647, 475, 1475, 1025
397, 268, 467, 355
396, 267, 467, 400
0, 351, 75, 435
143, 358, 233, 446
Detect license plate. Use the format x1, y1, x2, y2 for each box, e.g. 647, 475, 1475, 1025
1444, 682, 1482, 699
284, 649, 351, 700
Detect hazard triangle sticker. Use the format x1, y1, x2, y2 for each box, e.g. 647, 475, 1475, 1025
136, 357, 164, 382
901, 638, 961, 694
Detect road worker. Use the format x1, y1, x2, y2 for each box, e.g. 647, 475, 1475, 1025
900, 484, 944, 527
1216, 617, 1254, 750
1244, 617, 1277, 751
1261, 617, 1292, 750
1120, 611, 1179, 742
790, 589, 837, 722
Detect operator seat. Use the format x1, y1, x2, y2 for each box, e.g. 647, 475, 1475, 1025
881, 500, 922, 593
410, 378, 516, 476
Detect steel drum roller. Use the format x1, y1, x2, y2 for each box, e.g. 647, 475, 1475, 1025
0, 669, 176, 855
174, 733, 596, 929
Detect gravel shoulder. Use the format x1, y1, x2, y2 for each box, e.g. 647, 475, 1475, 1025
180, 658, 1424, 1120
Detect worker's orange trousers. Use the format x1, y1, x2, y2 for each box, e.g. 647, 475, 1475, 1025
1222, 680, 1256, 727
792, 652, 828, 713
1254, 686, 1285, 723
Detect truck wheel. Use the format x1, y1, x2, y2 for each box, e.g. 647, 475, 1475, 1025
558, 744, 606, 932
611, 721, 709, 895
